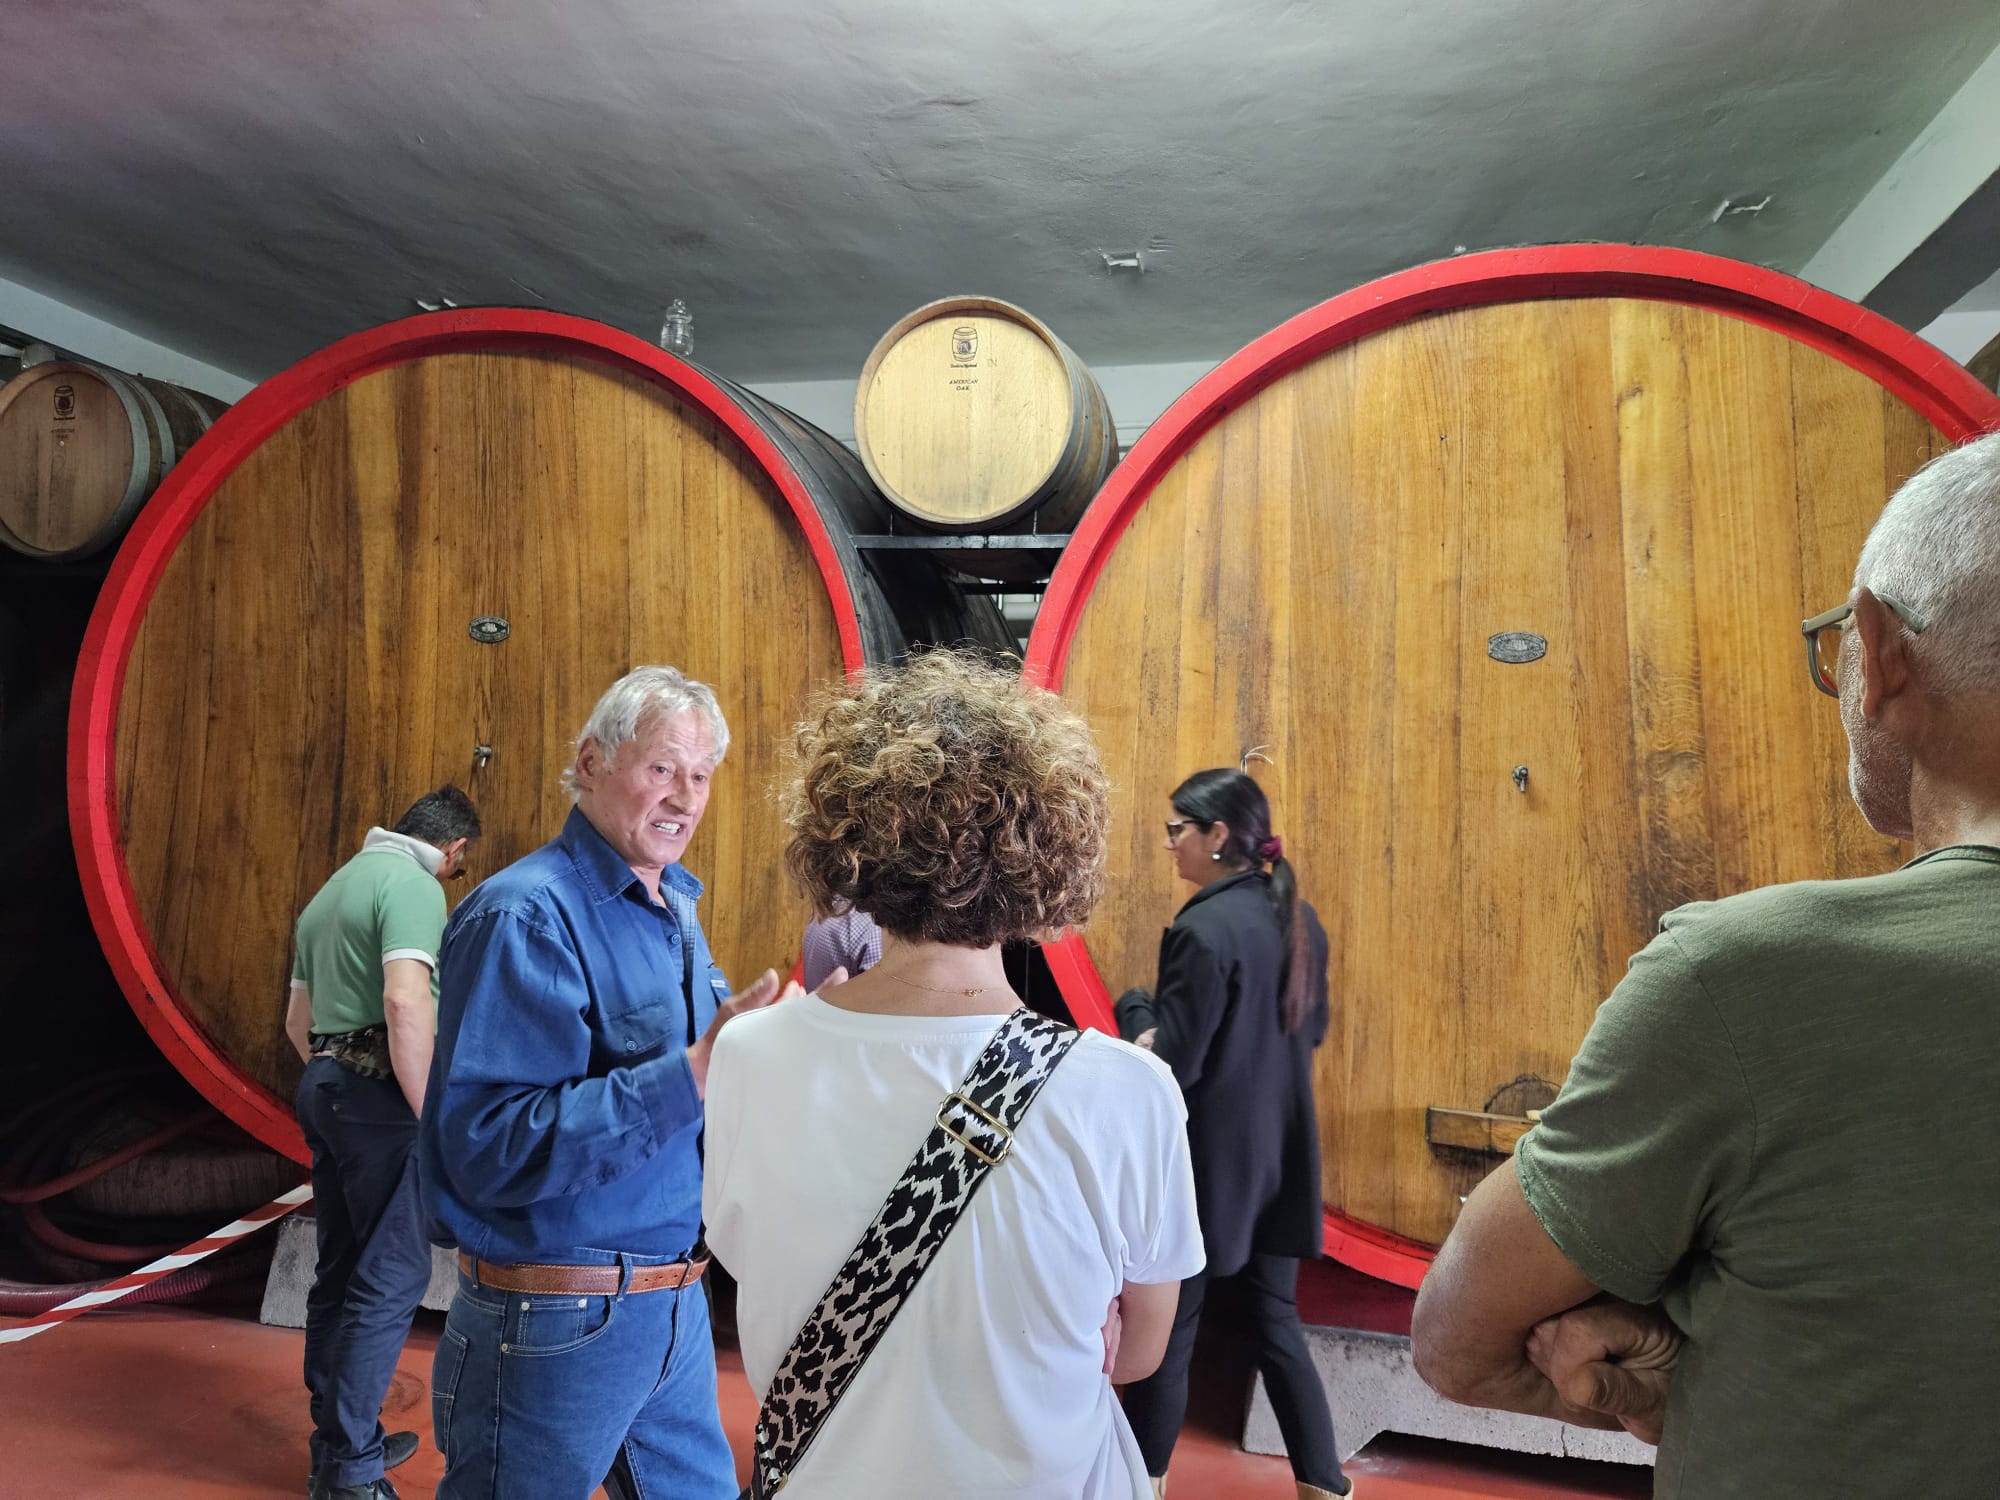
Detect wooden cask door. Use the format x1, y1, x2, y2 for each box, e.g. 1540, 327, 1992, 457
1027, 246, 2000, 1284
74, 313, 867, 1159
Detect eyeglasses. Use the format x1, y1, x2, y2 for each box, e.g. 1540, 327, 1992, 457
1800, 594, 1927, 697
1164, 820, 1205, 840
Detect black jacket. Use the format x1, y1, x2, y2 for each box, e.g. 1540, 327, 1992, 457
1115, 871, 1329, 1276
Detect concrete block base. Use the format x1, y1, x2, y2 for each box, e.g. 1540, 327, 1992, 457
259, 1214, 459, 1329
1243, 1324, 1655, 1467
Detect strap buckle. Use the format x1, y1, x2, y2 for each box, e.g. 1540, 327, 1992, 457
936, 1091, 1012, 1166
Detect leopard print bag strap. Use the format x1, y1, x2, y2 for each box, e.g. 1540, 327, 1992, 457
743, 1008, 1081, 1498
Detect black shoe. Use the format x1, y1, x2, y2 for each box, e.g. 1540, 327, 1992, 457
306, 1430, 418, 1497
309, 1480, 400, 1500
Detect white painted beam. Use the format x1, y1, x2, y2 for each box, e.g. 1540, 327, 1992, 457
0, 273, 255, 400
1802, 39, 2000, 325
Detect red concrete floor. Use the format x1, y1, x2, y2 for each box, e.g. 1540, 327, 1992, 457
0, 1300, 1651, 1499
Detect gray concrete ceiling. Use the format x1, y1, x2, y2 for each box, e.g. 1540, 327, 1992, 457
6, 0, 2000, 384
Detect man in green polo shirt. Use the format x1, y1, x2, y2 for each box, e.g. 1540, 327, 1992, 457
284, 786, 481, 1500
1411, 430, 2000, 1497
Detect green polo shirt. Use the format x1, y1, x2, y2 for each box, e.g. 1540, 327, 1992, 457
291, 832, 448, 1034
1515, 845, 2000, 1498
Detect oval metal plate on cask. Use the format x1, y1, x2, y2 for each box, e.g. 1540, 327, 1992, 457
1487, 630, 1547, 664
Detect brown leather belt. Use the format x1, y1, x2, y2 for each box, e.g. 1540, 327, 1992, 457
456, 1252, 708, 1295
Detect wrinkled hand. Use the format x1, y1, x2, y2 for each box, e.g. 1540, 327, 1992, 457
1134, 1028, 1158, 1052
687, 969, 782, 1098
1527, 1300, 1681, 1445
1100, 1296, 1122, 1376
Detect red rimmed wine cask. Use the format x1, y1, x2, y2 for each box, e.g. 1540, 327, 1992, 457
1027, 246, 2000, 1285
71, 309, 1004, 1160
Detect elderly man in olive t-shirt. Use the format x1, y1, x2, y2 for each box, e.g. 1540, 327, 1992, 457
1412, 432, 2000, 1498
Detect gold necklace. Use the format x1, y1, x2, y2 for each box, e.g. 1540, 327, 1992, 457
878, 970, 995, 999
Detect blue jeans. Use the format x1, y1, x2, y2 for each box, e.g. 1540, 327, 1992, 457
297, 1057, 434, 1490
432, 1261, 736, 1500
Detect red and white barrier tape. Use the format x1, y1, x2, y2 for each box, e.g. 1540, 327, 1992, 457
0, 1183, 313, 1346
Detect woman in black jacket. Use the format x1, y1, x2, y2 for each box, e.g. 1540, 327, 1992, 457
1115, 768, 1350, 1500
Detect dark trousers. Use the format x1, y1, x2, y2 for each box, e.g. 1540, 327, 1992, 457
1122, 1254, 1345, 1492
297, 1057, 433, 1490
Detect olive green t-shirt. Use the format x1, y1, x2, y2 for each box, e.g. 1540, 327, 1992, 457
291, 839, 447, 1034
1515, 846, 2000, 1499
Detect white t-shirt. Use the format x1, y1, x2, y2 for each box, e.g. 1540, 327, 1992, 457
703, 996, 1205, 1500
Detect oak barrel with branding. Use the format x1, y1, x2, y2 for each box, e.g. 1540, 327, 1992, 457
1027, 246, 2000, 1284
854, 296, 1117, 580
71, 309, 1005, 1160
0, 359, 227, 559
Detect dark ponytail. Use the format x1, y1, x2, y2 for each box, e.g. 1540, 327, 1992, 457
1169, 768, 1313, 1035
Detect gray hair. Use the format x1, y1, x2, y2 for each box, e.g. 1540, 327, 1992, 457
560, 666, 731, 802
1853, 431, 2000, 697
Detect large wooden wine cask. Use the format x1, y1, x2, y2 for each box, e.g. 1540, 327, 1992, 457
0, 358, 227, 559
71, 309, 1003, 1160
854, 296, 1117, 580
1028, 246, 2000, 1286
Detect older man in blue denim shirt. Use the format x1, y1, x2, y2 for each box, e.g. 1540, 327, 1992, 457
422, 665, 786, 1500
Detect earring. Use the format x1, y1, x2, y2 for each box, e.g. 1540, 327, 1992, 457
1211, 851, 1222, 862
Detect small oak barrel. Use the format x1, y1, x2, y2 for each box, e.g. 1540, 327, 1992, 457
1969, 330, 2000, 394
0, 359, 227, 559
70, 309, 1005, 1161
853, 296, 1117, 580
1026, 246, 2000, 1286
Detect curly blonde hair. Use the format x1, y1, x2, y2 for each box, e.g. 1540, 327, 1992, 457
782, 650, 1109, 947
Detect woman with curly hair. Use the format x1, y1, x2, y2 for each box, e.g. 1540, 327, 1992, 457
702, 651, 1203, 1500
1114, 768, 1349, 1499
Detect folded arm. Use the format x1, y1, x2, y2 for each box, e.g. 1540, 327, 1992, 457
1411, 1160, 1623, 1428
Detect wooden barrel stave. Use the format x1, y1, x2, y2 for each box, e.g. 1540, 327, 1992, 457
1028, 247, 2000, 1283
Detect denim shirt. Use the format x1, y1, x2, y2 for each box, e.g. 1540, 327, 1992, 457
420, 807, 730, 1264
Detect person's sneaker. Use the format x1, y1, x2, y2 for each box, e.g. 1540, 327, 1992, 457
308, 1479, 401, 1500
306, 1431, 419, 1496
